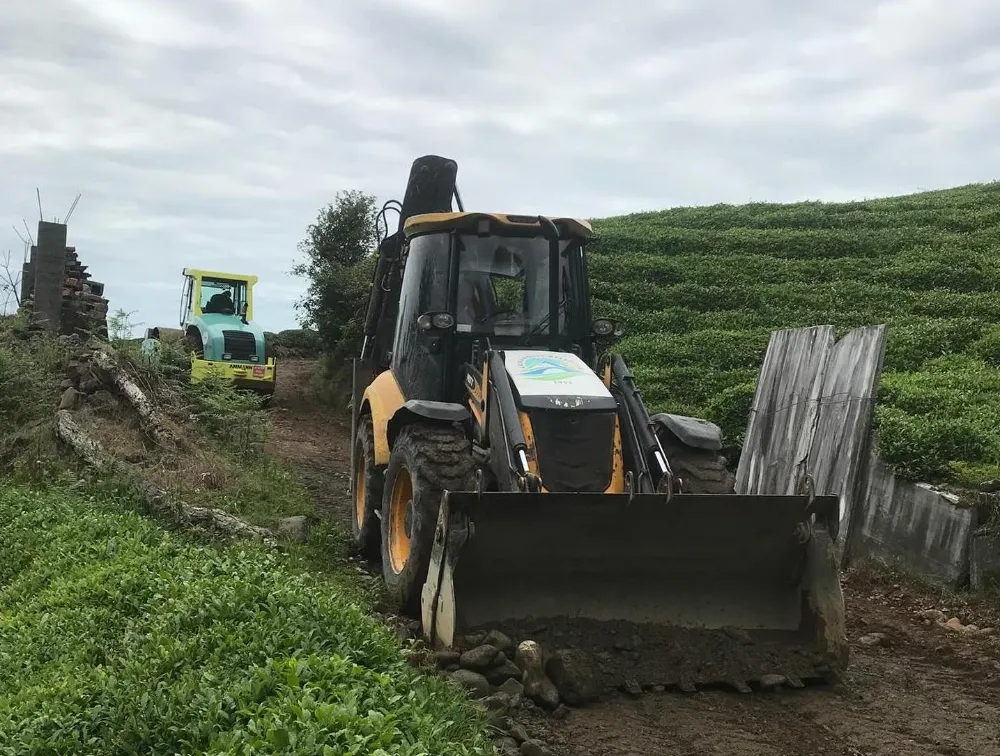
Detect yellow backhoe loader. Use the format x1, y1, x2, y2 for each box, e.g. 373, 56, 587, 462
349, 156, 848, 692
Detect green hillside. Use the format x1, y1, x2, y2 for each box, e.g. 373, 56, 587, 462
588, 181, 1000, 485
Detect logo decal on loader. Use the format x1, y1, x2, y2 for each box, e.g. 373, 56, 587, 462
516, 354, 588, 382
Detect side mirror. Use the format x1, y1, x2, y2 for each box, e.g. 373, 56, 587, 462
240, 301, 249, 317
592, 317, 624, 339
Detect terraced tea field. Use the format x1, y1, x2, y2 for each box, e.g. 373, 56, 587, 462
588, 181, 1000, 485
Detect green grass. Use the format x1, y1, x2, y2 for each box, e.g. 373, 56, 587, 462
0, 479, 492, 755
587, 180, 1000, 484
0, 318, 493, 754
0, 317, 69, 430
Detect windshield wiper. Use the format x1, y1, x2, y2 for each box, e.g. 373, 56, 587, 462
520, 296, 570, 345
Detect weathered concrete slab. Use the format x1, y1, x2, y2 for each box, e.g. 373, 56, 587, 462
735, 325, 833, 496
735, 324, 886, 549
809, 325, 886, 553
853, 453, 977, 587
737, 322, 977, 586
968, 529, 1000, 590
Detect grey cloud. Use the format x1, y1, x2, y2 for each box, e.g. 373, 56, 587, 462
2, 0, 999, 328
342, 2, 497, 88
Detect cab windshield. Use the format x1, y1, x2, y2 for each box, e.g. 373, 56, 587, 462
455, 235, 574, 339
201, 278, 247, 316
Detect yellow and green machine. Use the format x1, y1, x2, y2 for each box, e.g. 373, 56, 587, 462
179, 268, 276, 396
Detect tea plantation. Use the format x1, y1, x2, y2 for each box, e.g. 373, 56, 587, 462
587, 181, 1000, 485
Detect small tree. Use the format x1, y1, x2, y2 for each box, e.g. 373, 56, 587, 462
1, 250, 22, 316
292, 190, 378, 354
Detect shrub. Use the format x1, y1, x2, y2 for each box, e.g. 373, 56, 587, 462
0, 316, 68, 428
970, 327, 1000, 367
272, 328, 323, 355
873, 406, 993, 481
882, 316, 986, 372
184, 378, 269, 462
704, 381, 758, 451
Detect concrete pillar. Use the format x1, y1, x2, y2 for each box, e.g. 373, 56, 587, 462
31, 221, 67, 332
971, 529, 1000, 591
20, 263, 32, 304
19, 245, 36, 306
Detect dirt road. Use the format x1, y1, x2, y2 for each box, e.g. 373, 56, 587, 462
268, 359, 1000, 756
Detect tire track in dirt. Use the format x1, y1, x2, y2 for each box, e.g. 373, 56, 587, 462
268, 359, 1000, 756
266, 358, 354, 522
516, 585, 1000, 756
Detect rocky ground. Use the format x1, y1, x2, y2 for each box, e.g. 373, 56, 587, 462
267, 359, 1000, 756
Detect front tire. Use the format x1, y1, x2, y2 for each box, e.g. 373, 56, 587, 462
352, 415, 383, 559
185, 328, 203, 358
661, 438, 736, 494
380, 422, 474, 616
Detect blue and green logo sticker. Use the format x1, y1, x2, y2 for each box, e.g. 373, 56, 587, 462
515, 354, 587, 382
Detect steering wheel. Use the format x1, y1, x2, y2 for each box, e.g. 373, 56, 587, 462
477, 310, 519, 327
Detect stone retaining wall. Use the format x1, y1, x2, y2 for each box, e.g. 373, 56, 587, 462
60, 246, 108, 338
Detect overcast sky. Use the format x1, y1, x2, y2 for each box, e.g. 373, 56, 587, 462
3, 0, 998, 332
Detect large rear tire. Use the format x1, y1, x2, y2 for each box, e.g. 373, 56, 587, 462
380, 422, 474, 616
352, 415, 383, 559
661, 438, 736, 494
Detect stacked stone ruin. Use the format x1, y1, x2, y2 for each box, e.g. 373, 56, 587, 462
19, 220, 109, 338
60, 246, 109, 338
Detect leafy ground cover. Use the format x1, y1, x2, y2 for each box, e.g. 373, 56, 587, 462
0, 480, 491, 755
0, 317, 492, 755
588, 181, 1000, 485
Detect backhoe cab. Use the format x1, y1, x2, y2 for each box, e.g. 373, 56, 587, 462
180, 268, 276, 396
349, 156, 848, 693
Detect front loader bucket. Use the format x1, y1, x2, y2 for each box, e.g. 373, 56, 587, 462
420, 491, 848, 692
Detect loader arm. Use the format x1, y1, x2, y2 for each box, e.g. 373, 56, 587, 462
606, 353, 676, 495
486, 350, 535, 489
361, 155, 461, 369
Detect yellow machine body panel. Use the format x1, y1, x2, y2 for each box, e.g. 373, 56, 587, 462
403, 211, 594, 240
182, 268, 260, 322
190, 356, 276, 387
362, 370, 407, 465
467, 363, 487, 428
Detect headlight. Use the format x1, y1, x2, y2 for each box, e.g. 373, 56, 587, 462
431, 312, 455, 329
416, 312, 456, 331
592, 318, 615, 336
